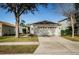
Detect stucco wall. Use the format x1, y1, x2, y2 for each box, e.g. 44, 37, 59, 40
55, 26, 61, 36
0, 24, 2, 36
30, 25, 34, 34
2, 25, 15, 36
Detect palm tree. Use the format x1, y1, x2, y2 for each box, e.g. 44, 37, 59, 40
0, 3, 40, 38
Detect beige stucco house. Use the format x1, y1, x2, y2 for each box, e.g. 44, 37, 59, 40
0, 21, 15, 36
0, 20, 61, 36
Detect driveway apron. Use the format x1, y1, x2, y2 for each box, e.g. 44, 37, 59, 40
34, 36, 79, 54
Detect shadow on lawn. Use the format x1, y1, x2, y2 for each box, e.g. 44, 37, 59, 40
0, 37, 8, 39
63, 36, 79, 42
0, 45, 38, 54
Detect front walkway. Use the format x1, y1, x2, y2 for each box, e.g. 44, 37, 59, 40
34, 36, 79, 54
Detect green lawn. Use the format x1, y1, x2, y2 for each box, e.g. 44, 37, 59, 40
63, 36, 79, 42
0, 36, 38, 42
0, 45, 38, 54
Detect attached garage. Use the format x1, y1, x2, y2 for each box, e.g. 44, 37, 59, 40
30, 21, 61, 36
35, 27, 56, 36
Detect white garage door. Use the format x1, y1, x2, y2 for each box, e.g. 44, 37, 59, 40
35, 28, 55, 36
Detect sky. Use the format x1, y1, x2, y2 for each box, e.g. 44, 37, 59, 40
0, 4, 67, 24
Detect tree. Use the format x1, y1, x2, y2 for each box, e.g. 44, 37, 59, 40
74, 3, 79, 35
20, 20, 26, 27
58, 4, 76, 38
0, 3, 42, 38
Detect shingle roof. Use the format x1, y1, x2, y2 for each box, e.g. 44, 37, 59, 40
0, 21, 15, 27
58, 18, 70, 22
33, 20, 58, 24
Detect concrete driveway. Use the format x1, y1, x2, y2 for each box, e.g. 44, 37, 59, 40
34, 36, 79, 54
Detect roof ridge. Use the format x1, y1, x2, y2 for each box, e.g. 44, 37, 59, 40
33, 20, 58, 24
0, 21, 15, 27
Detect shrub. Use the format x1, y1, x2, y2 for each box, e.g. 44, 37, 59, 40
61, 30, 66, 36
61, 27, 72, 36
29, 34, 36, 37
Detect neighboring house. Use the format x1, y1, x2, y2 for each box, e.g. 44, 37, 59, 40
58, 18, 79, 35
30, 20, 61, 36
0, 21, 15, 36
58, 18, 71, 30
0, 21, 31, 36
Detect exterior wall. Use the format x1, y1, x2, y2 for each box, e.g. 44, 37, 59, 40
30, 24, 60, 36
30, 25, 34, 34
0, 24, 2, 36
55, 26, 61, 36
58, 19, 70, 31
2, 25, 15, 36
19, 26, 23, 34
26, 27, 30, 34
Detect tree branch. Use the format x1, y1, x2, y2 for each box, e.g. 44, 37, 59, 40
19, 9, 26, 16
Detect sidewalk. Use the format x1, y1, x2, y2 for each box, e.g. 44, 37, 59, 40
0, 42, 39, 45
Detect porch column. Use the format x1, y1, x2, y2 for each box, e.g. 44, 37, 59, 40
30, 25, 34, 34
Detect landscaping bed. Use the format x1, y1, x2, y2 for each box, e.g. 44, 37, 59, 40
63, 36, 79, 42
0, 36, 38, 42
0, 45, 38, 54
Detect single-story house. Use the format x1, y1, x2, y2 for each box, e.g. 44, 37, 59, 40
30, 20, 61, 36
0, 20, 61, 36
0, 21, 15, 36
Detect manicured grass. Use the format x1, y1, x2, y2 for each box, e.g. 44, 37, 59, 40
0, 36, 38, 42
63, 36, 79, 42
0, 45, 38, 54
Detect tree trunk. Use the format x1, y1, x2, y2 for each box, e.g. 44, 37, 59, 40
70, 15, 75, 38
15, 16, 19, 38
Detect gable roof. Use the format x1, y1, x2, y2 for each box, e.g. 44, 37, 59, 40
0, 21, 15, 27
58, 18, 70, 22
33, 20, 58, 24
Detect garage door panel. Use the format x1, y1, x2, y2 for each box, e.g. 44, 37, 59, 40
35, 28, 55, 36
